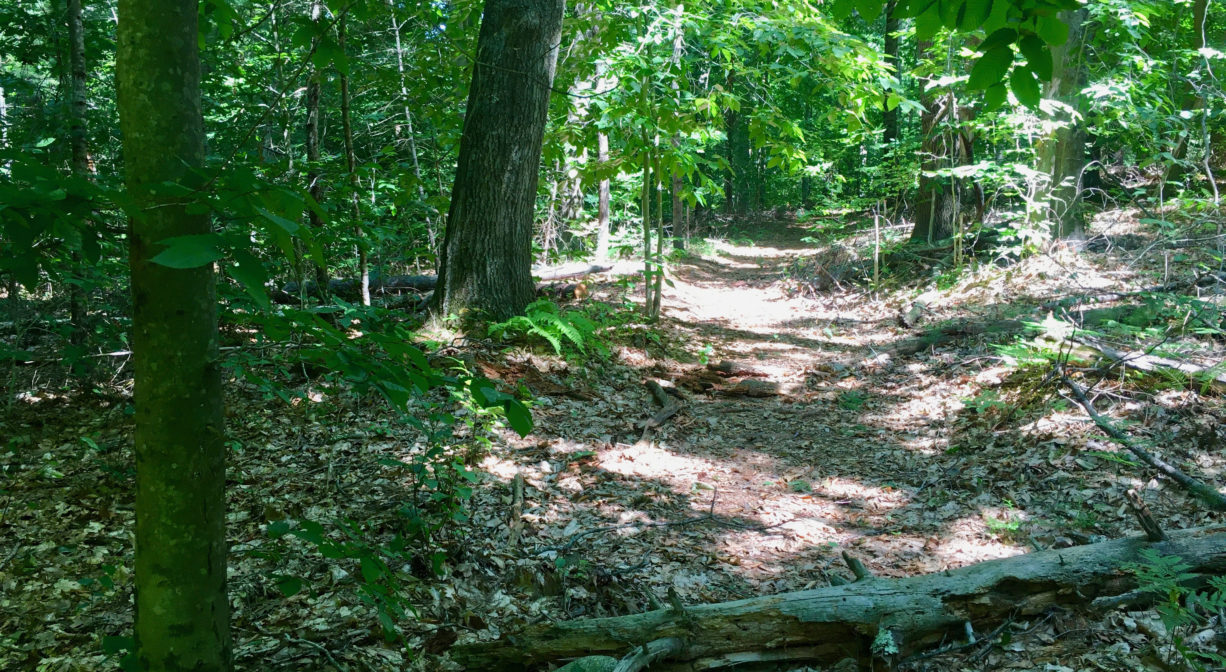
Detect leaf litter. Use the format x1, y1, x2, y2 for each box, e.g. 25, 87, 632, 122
3, 208, 1226, 671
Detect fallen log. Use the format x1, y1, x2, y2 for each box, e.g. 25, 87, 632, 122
276, 264, 614, 304
449, 526, 1226, 670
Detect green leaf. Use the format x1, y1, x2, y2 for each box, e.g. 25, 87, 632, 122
980, 27, 1017, 52
829, 0, 856, 20
1034, 14, 1069, 46
150, 233, 225, 269
967, 46, 1013, 90
983, 82, 1008, 111
895, 0, 936, 18
273, 575, 303, 597
1010, 66, 1041, 109
855, 0, 883, 22
958, 0, 992, 31
1018, 34, 1052, 80
915, 3, 943, 40
981, 0, 1013, 34
360, 556, 382, 585
938, 0, 964, 28
504, 399, 534, 437
255, 206, 300, 234
229, 248, 271, 309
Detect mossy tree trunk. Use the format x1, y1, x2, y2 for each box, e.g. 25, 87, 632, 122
431, 0, 565, 321
116, 0, 232, 669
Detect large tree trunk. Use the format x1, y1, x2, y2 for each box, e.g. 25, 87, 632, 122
431, 0, 565, 321
1035, 8, 1090, 239
453, 527, 1226, 671
116, 0, 231, 669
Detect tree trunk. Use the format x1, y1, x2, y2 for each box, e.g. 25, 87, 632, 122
910, 88, 981, 242
304, 0, 329, 295
116, 0, 231, 668
595, 131, 611, 260
388, 2, 436, 252
1035, 8, 1090, 239
338, 14, 369, 306
453, 527, 1226, 671
431, 0, 565, 321
882, 1, 900, 149
1163, 0, 1210, 189
65, 0, 91, 346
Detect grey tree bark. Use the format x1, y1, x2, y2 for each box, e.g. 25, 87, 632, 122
431, 0, 565, 321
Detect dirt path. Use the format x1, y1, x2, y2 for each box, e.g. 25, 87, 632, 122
508, 219, 1030, 619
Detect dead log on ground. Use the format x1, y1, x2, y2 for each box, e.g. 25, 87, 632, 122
449, 526, 1226, 670
276, 264, 614, 304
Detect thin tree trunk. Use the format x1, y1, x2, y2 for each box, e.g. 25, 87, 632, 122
882, 1, 900, 149
65, 0, 91, 346
338, 14, 369, 305
642, 135, 654, 318
304, 0, 329, 296
116, 0, 231, 668
430, 0, 565, 321
596, 131, 611, 260
388, 3, 435, 251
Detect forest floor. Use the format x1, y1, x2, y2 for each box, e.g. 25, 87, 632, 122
4, 209, 1226, 671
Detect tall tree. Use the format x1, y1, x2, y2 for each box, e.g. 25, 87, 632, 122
116, 0, 232, 669
431, 0, 565, 321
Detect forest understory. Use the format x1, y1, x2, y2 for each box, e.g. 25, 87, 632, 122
4, 207, 1226, 672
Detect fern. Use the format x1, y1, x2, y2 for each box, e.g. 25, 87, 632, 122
488, 299, 605, 357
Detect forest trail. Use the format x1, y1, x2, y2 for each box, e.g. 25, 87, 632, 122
512, 216, 1034, 618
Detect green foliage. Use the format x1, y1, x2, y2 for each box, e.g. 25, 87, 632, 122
488, 298, 608, 358
1126, 549, 1226, 670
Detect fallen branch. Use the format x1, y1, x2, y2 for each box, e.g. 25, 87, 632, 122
1061, 376, 1226, 511
452, 526, 1226, 670
1071, 337, 1226, 391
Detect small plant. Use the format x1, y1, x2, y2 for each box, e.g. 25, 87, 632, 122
984, 501, 1025, 541
837, 389, 869, 411
488, 298, 607, 357
1126, 549, 1226, 670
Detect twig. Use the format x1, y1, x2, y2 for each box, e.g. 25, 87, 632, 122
1061, 375, 1226, 511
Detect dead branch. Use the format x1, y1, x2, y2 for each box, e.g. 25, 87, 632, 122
1061, 376, 1226, 511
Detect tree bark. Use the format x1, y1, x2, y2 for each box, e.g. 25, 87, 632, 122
65, 0, 91, 345
1035, 8, 1090, 239
881, 1, 900, 149
595, 131, 611, 260
452, 527, 1226, 670
338, 14, 370, 306
304, 0, 329, 295
116, 0, 231, 668
430, 0, 565, 321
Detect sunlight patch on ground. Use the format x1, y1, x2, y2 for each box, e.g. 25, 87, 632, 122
933, 515, 1028, 567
